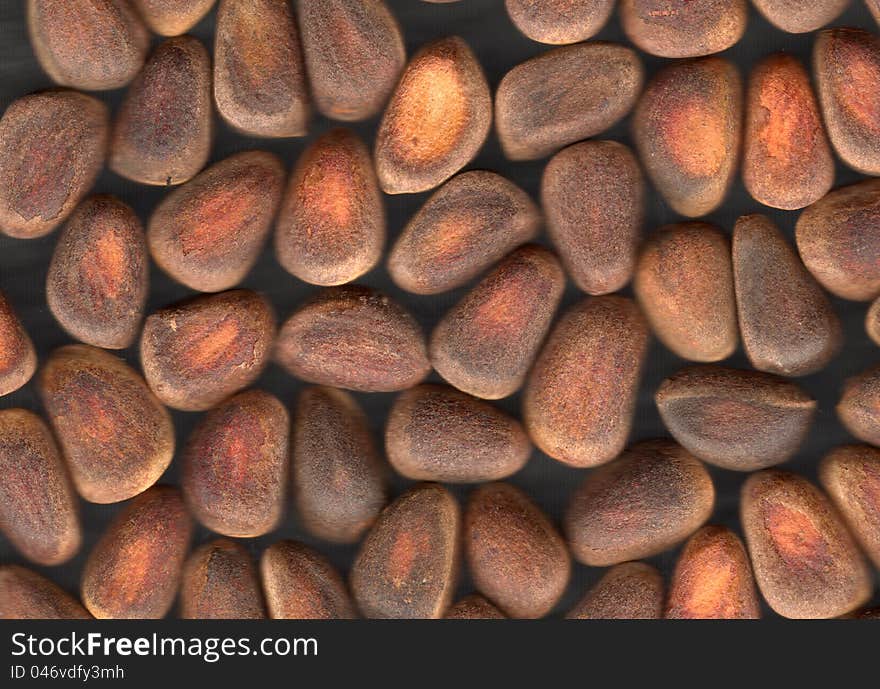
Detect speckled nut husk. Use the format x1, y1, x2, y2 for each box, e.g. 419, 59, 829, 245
566, 562, 664, 620
542, 140, 644, 296
496, 42, 643, 161
297, 0, 405, 121
132, 0, 215, 35
733, 214, 842, 376
214, 0, 309, 138
430, 245, 564, 399
0, 409, 80, 566
275, 286, 429, 392
81, 485, 193, 619
181, 390, 289, 538
665, 525, 760, 619
866, 298, 880, 345
565, 440, 715, 566
620, 0, 747, 58
27, 0, 149, 90
110, 36, 212, 186
464, 482, 570, 619
0, 291, 36, 396
444, 594, 506, 619
386, 384, 532, 483
633, 222, 738, 362
752, 0, 848, 34
0, 90, 107, 239
374, 36, 491, 194
47, 195, 148, 349
869, 0, 880, 25
351, 483, 460, 619
633, 57, 742, 217
275, 129, 384, 286
523, 296, 649, 468
292, 386, 387, 544
656, 365, 816, 471
819, 445, 880, 570
140, 290, 276, 412
838, 365, 880, 446
0, 566, 90, 619
741, 470, 872, 619
795, 179, 880, 301
180, 539, 265, 619
744, 53, 834, 210
814, 28, 880, 176
388, 171, 541, 295
39, 344, 175, 504
261, 540, 357, 619
148, 151, 285, 293
504, 0, 615, 45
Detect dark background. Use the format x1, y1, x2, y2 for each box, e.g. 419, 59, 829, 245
1, 0, 878, 618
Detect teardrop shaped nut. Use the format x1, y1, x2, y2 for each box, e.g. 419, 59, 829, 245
566, 562, 664, 620
504, 0, 615, 45
0, 291, 36, 396
523, 295, 649, 468
351, 483, 460, 619
656, 365, 817, 471
0, 565, 90, 619
132, 0, 215, 36
837, 364, 880, 447
496, 42, 643, 161
444, 594, 506, 619
47, 195, 149, 349
39, 344, 175, 504
753, 0, 849, 34
375, 36, 491, 194
180, 539, 266, 619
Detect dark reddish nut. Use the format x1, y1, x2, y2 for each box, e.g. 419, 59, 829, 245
351, 483, 460, 619
633, 57, 742, 217
633, 222, 738, 363
148, 151, 284, 293
275, 286, 429, 392
752, 0, 848, 33
504, 0, 614, 45
444, 594, 506, 619
27, 0, 149, 90
656, 365, 816, 471
565, 440, 715, 566
181, 390, 289, 538
388, 171, 540, 295
47, 195, 149, 349
620, 0, 747, 58
297, 0, 405, 121
853, 607, 880, 619
814, 28, 880, 176
260, 540, 356, 619
744, 54, 834, 210
292, 386, 387, 544
275, 129, 384, 286
110, 36, 212, 186
733, 214, 842, 376
464, 483, 570, 619
132, 0, 215, 35
820, 445, 880, 570
375, 36, 491, 194
430, 245, 564, 399
665, 525, 760, 619
524, 296, 648, 468
795, 179, 880, 301
39, 344, 175, 504
741, 470, 872, 619
0, 566, 90, 619
867, 298, 880, 345
496, 43, 643, 161
214, 0, 309, 138
180, 539, 265, 619
0, 90, 107, 239
0, 409, 80, 566
542, 141, 644, 296
81, 486, 193, 619
386, 384, 532, 483
566, 562, 664, 620
0, 291, 36, 396
838, 365, 880, 447
140, 290, 276, 411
